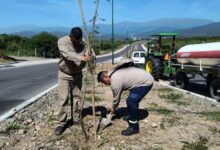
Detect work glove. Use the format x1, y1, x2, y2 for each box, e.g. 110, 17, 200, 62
107, 107, 116, 115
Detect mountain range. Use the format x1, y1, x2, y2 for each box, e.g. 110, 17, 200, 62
0, 18, 219, 38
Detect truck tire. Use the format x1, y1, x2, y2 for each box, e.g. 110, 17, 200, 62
174, 71, 188, 89
206, 74, 213, 87
209, 79, 220, 101
145, 57, 161, 81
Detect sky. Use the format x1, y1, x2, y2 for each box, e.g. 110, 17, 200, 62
0, 0, 220, 28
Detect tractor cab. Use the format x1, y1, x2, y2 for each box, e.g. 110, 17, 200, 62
145, 32, 178, 80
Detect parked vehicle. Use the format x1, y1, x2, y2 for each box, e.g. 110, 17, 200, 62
131, 50, 146, 65
145, 33, 178, 81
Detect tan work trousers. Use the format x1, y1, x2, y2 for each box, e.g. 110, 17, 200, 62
57, 70, 82, 126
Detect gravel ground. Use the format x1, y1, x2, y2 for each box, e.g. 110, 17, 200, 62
0, 63, 220, 150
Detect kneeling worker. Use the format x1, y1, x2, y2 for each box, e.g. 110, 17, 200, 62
97, 64, 154, 136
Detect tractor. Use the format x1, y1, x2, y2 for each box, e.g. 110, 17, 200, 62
145, 33, 178, 81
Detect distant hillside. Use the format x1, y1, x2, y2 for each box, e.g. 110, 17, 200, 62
177, 22, 220, 37
96, 18, 214, 37
0, 18, 215, 38
12, 31, 67, 38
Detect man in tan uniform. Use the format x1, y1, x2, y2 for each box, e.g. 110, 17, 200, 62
55, 27, 92, 135
97, 64, 154, 136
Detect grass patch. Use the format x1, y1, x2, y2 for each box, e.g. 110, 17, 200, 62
149, 103, 159, 107
47, 115, 57, 122
0, 55, 17, 63
208, 126, 220, 135
85, 95, 102, 102
0, 58, 12, 63
83, 78, 92, 85
181, 136, 208, 150
159, 92, 183, 100
147, 106, 173, 115
147, 145, 164, 150
158, 91, 189, 106
199, 111, 220, 122
7, 124, 21, 131
157, 87, 174, 93
160, 115, 181, 129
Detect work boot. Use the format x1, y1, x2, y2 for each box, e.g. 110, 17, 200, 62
54, 124, 67, 135
121, 126, 139, 136
67, 119, 74, 127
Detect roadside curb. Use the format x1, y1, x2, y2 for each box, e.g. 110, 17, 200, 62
141, 43, 148, 52
0, 61, 20, 65
96, 44, 129, 58
158, 80, 220, 106
0, 84, 58, 122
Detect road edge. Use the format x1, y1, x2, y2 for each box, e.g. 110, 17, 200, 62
0, 84, 58, 122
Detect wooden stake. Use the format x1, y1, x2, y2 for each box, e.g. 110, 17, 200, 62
76, 0, 100, 148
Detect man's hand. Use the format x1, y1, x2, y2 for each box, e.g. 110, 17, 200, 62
81, 54, 90, 62
107, 107, 116, 114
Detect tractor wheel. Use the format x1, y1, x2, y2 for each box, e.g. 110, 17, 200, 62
209, 79, 220, 101
145, 58, 161, 81
174, 71, 188, 89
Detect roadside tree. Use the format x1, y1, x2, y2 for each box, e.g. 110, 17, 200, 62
31, 32, 58, 58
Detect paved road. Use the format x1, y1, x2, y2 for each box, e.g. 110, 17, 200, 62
0, 45, 130, 115
0, 63, 58, 115
96, 46, 129, 63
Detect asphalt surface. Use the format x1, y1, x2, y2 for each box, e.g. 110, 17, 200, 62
0, 63, 58, 115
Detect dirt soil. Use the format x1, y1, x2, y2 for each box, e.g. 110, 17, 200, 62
0, 62, 220, 150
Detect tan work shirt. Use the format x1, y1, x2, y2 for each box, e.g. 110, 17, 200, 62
108, 67, 154, 108
58, 36, 86, 76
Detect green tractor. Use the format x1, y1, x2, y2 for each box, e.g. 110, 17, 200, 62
145, 33, 178, 81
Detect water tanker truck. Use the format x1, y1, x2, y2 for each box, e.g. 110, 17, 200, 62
172, 42, 220, 100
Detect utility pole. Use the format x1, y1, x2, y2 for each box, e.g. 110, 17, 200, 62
17, 49, 20, 56
111, 0, 114, 64
35, 48, 37, 57
126, 21, 129, 57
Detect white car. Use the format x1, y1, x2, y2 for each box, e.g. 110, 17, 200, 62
131, 50, 146, 64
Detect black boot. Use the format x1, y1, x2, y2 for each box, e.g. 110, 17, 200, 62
54, 124, 67, 135
121, 126, 139, 136
122, 115, 129, 122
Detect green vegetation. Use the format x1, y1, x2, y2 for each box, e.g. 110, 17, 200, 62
85, 95, 102, 102
157, 87, 174, 93
0, 33, 58, 58
47, 115, 57, 122
199, 111, 220, 122
0, 33, 128, 61
147, 145, 164, 150
7, 123, 21, 130
160, 115, 181, 129
147, 106, 173, 115
208, 126, 220, 135
181, 136, 208, 150
157, 88, 189, 106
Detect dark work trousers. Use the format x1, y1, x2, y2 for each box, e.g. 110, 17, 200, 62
126, 84, 153, 130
